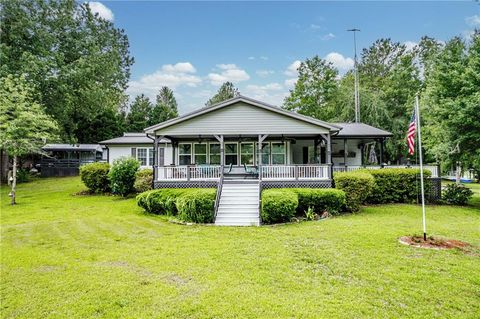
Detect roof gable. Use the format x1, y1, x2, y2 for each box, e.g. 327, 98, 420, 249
145, 96, 340, 136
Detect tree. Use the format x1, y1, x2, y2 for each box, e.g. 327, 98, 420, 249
205, 82, 240, 106
126, 94, 154, 132
283, 56, 339, 120
150, 87, 179, 125
0, 75, 59, 205
422, 33, 480, 179
0, 0, 133, 143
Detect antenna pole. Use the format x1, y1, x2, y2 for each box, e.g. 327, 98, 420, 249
348, 28, 361, 123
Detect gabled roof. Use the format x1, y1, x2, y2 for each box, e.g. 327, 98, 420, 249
42, 144, 103, 152
99, 133, 170, 145
144, 95, 342, 134
333, 122, 393, 138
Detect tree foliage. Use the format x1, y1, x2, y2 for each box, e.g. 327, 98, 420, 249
151, 87, 179, 125
0, 0, 133, 143
284, 56, 339, 120
126, 94, 154, 132
205, 82, 240, 106
422, 33, 480, 176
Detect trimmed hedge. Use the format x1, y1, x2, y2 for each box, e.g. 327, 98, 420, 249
176, 189, 216, 223
261, 189, 298, 224
136, 188, 216, 223
79, 162, 110, 193
367, 168, 432, 204
292, 188, 346, 215
334, 171, 375, 212
134, 169, 153, 193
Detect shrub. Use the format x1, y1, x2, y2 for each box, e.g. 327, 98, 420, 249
108, 157, 140, 196
176, 189, 217, 223
292, 188, 346, 215
136, 188, 192, 215
261, 189, 298, 224
79, 162, 110, 193
334, 171, 375, 212
134, 169, 153, 193
367, 168, 432, 204
442, 184, 473, 205
16, 168, 31, 183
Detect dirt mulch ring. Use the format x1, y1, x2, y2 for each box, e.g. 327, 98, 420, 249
399, 236, 476, 254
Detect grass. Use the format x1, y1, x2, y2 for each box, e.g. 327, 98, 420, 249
1, 177, 479, 318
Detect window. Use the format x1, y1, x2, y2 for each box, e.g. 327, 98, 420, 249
241, 143, 254, 165
178, 143, 192, 165
209, 143, 220, 165
271, 142, 286, 164
149, 148, 154, 166
137, 148, 147, 166
260, 142, 270, 165
225, 143, 238, 166
194, 144, 207, 165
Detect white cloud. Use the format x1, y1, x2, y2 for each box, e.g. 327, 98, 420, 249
284, 60, 301, 77
321, 33, 336, 41
207, 64, 250, 85
256, 69, 275, 77
310, 24, 322, 30
466, 15, 480, 27
244, 83, 286, 106
248, 56, 255, 60
324, 52, 354, 72
404, 41, 417, 52
87, 2, 114, 21
161, 62, 196, 74
260, 56, 269, 61
127, 62, 201, 99
284, 78, 297, 89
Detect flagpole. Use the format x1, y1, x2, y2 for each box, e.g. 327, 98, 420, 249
415, 94, 427, 241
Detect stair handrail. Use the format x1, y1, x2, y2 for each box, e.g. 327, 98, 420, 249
258, 180, 262, 225
214, 174, 224, 219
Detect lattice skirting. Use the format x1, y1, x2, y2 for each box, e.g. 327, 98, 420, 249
427, 178, 442, 202
261, 180, 333, 189
154, 181, 218, 189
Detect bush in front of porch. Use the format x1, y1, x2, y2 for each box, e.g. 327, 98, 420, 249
261, 188, 346, 224
136, 188, 216, 223
334, 171, 375, 212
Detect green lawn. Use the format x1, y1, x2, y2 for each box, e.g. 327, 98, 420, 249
1, 177, 479, 318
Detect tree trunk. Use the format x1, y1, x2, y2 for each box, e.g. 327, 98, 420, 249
455, 161, 461, 185
11, 155, 17, 205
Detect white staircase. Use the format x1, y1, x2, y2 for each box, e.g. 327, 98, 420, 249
215, 181, 260, 226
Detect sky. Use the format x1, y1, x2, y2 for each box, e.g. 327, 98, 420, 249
88, 1, 480, 114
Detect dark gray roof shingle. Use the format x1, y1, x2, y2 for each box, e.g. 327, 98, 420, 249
99, 133, 169, 145
42, 144, 103, 152
334, 122, 393, 137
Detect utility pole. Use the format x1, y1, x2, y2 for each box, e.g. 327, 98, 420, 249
348, 28, 361, 123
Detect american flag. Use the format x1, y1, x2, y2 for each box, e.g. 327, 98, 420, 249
407, 109, 416, 155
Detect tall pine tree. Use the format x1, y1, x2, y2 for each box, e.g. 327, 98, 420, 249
205, 82, 240, 106
150, 87, 179, 125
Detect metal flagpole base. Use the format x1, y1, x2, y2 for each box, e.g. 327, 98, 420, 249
423, 232, 427, 241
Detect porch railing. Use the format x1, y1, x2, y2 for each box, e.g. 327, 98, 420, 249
157, 165, 222, 181
261, 165, 330, 180
332, 165, 439, 177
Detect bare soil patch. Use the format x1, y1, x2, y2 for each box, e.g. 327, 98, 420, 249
399, 235, 472, 251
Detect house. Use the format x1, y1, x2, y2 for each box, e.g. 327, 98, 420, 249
100, 133, 171, 168
141, 95, 442, 226
40, 144, 104, 177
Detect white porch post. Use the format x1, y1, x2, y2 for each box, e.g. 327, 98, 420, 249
214, 135, 224, 175
258, 134, 268, 180
343, 138, 347, 168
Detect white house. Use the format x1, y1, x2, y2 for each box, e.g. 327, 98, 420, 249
100, 133, 171, 168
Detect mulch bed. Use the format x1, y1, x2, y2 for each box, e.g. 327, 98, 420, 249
399, 235, 471, 251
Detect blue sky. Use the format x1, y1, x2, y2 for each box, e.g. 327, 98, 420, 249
88, 1, 479, 113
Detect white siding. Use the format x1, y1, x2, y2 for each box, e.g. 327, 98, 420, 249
155, 102, 330, 136
107, 144, 173, 168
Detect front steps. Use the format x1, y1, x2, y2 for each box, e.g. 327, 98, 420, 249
215, 180, 260, 226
